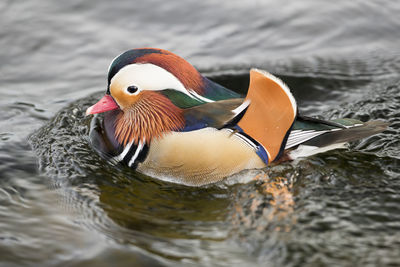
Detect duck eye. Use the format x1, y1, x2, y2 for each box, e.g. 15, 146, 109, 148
127, 85, 138, 94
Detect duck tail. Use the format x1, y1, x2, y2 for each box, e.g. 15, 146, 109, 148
287, 120, 389, 159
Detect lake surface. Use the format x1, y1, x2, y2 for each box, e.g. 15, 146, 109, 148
1, 0, 400, 266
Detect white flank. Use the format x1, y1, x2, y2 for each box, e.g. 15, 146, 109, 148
232, 131, 257, 150
228, 129, 272, 162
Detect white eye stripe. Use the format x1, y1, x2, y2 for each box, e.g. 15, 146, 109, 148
110, 63, 195, 98
109, 62, 217, 108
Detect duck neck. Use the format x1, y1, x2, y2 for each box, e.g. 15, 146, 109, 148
114, 92, 185, 145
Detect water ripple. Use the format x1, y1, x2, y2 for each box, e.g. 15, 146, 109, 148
3, 0, 400, 265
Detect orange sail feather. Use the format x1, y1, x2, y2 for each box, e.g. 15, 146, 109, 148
238, 69, 297, 162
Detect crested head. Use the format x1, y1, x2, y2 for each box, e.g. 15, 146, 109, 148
107, 48, 205, 95
103, 48, 219, 146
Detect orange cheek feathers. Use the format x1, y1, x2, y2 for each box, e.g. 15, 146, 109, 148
114, 92, 185, 145
110, 84, 140, 110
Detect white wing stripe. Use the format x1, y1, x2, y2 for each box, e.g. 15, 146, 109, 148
232, 100, 250, 116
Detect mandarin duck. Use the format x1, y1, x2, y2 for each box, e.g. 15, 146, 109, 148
86, 48, 388, 186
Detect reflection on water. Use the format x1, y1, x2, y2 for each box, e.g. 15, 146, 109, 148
232, 174, 295, 235
2, 0, 400, 265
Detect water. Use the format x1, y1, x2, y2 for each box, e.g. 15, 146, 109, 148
1, 0, 400, 266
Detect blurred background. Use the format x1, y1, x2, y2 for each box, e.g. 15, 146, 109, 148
1, 0, 400, 266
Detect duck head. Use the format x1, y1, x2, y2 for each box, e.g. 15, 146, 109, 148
86, 48, 229, 146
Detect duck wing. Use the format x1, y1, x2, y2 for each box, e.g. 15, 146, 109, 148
181, 98, 248, 131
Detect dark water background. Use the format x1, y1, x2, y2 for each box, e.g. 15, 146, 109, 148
1, 0, 400, 266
